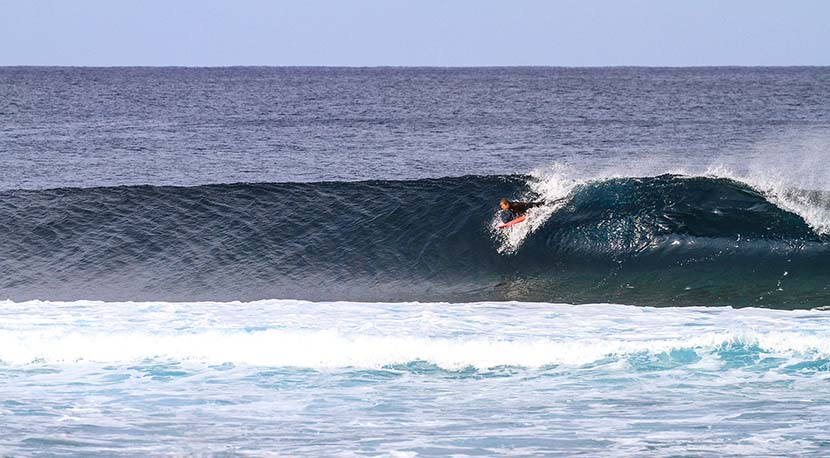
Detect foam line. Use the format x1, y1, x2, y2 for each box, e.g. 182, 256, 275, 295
2, 329, 829, 369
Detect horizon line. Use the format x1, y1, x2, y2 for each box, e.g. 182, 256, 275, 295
2, 64, 829, 69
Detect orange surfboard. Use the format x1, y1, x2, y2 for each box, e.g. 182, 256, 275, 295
497, 215, 526, 229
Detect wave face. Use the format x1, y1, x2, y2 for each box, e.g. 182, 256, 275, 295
1, 174, 829, 308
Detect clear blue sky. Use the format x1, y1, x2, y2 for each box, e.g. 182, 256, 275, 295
2, 0, 828, 66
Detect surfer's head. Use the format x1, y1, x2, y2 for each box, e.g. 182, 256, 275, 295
499, 198, 510, 210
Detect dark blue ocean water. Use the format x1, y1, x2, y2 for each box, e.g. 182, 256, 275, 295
2, 67, 828, 189
3, 67, 830, 457
2, 67, 830, 306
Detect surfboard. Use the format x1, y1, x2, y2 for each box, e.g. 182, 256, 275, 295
497, 215, 526, 229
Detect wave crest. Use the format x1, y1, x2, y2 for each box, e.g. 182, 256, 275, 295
1, 173, 828, 306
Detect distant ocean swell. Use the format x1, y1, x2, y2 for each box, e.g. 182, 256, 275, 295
1, 173, 829, 308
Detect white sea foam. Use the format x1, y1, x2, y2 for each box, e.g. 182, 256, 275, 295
2, 328, 829, 369
1, 299, 828, 369
5, 302, 827, 458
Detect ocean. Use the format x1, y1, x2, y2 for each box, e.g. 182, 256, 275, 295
1, 67, 830, 456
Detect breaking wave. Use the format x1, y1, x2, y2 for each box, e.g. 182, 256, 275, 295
1, 171, 829, 307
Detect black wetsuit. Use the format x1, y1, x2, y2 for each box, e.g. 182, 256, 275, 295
507, 201, 544, 216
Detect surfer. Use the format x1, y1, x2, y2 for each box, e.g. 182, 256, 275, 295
499, 198, 544, 223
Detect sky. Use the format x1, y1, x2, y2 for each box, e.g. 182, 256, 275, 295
1, 0, 828, 66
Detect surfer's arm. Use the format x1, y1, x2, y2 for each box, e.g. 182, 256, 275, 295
531, 197, 566, 208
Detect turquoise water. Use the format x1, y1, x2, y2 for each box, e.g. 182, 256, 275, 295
2, 300, 830, 456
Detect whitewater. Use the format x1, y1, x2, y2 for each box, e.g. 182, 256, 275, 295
3, 299, 830, 456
